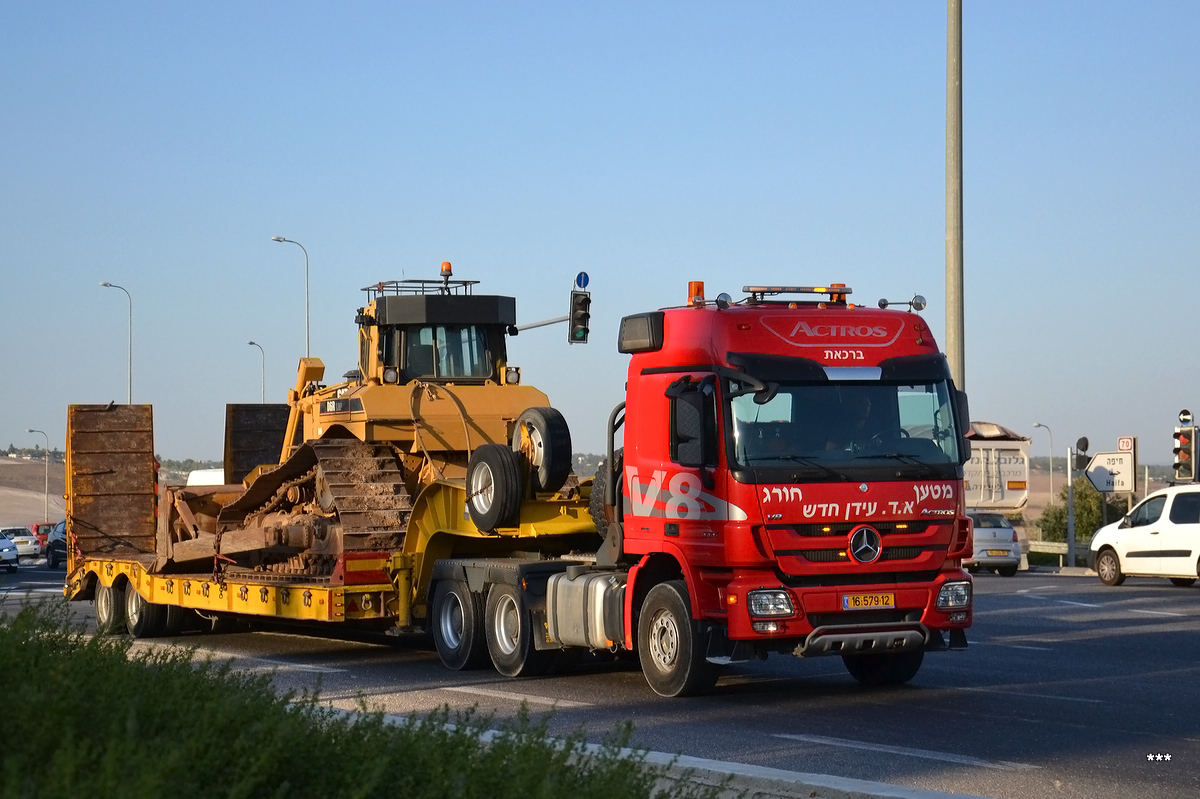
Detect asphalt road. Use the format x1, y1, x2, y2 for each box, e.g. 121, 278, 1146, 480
4, 564, 1198, 799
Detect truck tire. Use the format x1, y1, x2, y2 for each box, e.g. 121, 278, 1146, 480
485, 582, 553, 678
637, 580, 718, 697
842, 650, 924, 686
466, 444, 524, 531
1096, 548, 1125, 586
589, 448, 623, 538
124, 586, 167, 638
162, 604, 187, 636
94, 582, 125, 636
432, 580, 490, 670
511, 407, 572, 494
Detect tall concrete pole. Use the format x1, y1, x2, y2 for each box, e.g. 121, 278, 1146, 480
946, 0, 965, 390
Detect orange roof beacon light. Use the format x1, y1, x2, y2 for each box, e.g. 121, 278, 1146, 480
441, 261, 453, 277
688, 281, 705, 307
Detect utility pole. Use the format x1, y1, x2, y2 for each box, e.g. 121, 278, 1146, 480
946, 0, 965, 389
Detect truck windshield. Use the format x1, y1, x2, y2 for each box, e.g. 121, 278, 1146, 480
728, 380, 961, 474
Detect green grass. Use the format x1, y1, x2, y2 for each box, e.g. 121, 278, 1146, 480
0, 601, 723, 799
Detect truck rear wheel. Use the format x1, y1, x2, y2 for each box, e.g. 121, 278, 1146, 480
841, 650, 924, 686
466, 445, 524, 531
432, 580, 489, 670
511, 407, 572, 494
637, 580, 718, 697
94, 581, 125, 636
485, 583, 552, 678
125, 587, 167, 638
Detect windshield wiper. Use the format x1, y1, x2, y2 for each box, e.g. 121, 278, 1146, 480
742, 454, 851, 481
856, 452, 946, 479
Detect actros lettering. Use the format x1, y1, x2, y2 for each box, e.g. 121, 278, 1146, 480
791, 321, 889, 339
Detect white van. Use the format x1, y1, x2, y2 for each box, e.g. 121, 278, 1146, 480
1089, 485, 1200, 587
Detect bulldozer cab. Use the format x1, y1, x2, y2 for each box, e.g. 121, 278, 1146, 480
357, 270, 516, 386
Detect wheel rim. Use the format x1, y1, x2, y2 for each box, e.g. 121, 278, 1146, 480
493, 593, 520, 656
647, 608, 680, 672
524, 425, 546, 469
439, 591, 465, 649
1099, 553, 1117, 582
125, 588, 141, 627
97, 585, 112, 622
469, 462, 495, 512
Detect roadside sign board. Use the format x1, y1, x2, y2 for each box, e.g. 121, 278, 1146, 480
1086, 451, 1135, 493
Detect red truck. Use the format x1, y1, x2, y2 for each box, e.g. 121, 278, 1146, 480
547, 281, 974, 695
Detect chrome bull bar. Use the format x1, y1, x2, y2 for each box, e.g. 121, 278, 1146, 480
795, 621, 929, 658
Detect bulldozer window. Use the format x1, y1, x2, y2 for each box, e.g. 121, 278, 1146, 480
406, 325, 492, 380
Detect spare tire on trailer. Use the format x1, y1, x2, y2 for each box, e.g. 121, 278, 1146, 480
510, 407, 572, 494
589, 448, 623, 538
466, 444, 524, 531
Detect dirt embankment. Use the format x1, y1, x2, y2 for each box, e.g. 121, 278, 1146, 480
0, 459, 68, 526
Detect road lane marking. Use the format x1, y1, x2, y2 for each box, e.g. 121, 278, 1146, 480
956, 687, 1102, 704
225, 655, 347, 674
970, 641, 1053, 651
1054, 599, 1103, 607
441, 685, 591, 708
774, 733, 1039, 770
1017, 585, 1059, 593
1128, 608, 1186, 617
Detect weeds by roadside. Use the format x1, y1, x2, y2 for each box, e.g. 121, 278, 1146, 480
0, 601, 722, 799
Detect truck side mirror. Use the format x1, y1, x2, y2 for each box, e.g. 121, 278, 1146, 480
955, 388, 971, 463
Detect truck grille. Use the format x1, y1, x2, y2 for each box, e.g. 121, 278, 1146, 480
796, 545, 931, 563
788, 521, 933, 538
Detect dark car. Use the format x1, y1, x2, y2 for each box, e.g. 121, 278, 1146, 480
45, 519, 67, 569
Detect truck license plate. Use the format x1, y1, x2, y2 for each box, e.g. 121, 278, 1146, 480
842, 592, 895, 610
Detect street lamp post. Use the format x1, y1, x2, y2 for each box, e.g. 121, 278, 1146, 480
248, 340, 265, 403
1033, 422, 1055, 503
99, 281, 133, 403
271, 236, 310, 357
27, 429, 49, 523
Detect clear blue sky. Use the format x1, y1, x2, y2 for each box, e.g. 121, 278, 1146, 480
3, 2, 1197, 467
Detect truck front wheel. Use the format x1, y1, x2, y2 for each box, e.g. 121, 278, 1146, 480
94, 581, 125, 636
432, 580, 489, 670
637, 580, 718, 697
842, 650, 924, 686
485, 583, 552, 678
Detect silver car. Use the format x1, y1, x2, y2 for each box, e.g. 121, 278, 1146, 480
0, 527, 40, 561
0, 534, 18, 572
965, 511, 1021, 577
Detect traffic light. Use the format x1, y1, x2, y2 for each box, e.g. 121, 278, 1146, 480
1173, 426, 1195, 482
568, 289, 591, 344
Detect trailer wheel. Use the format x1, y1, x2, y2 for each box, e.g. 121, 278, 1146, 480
841, 650, 924, 686
94, 581, 125, 636
124, 587, 167, 638
466, 444, 524, 531
485, 583, 553, 678
511, 407, 572, 494
432, 580, 490, 670
589, 448, 624, 538
162, 605, 187, 636
637, 580, 718, 697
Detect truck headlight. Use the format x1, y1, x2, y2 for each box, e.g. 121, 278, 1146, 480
936, 580, 972, 610
747, 590, 794, 617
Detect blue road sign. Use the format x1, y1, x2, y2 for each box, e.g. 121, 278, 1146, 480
575, 271, 589, 289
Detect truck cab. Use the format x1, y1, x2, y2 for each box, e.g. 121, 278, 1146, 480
596, 282, 974, 694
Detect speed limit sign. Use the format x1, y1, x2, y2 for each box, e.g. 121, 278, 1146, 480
1118, 437, 1134, 452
